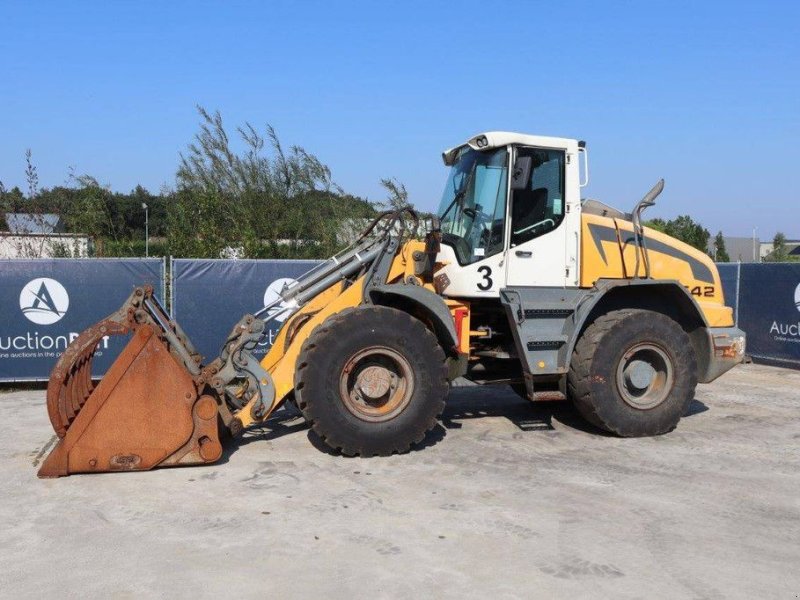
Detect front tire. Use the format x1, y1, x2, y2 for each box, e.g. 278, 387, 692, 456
567, 309, 697, 437
295, 306, 448, 456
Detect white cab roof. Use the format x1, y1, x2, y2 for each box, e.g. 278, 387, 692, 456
442, 131, 579, 165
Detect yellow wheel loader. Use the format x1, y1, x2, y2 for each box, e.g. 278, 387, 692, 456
38, 132, 746, 477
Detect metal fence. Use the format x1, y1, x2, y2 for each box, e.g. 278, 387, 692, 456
1, 258, 797, 381
170, 258, 322, 363
0, 258, 165, 381
717, 262, 800, 368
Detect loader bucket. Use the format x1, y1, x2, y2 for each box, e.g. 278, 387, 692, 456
38, 287, 223, 478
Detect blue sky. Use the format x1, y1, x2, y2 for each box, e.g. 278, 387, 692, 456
1, 1, 798, 239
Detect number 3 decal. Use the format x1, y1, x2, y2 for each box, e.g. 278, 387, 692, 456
477, 266, 493, 291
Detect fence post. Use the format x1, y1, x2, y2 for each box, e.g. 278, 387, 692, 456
161, 256, 167, 305
169, 256, 175, 318
734, 260, 741, 327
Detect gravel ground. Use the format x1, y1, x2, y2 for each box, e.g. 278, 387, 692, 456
1, 363, 798, 599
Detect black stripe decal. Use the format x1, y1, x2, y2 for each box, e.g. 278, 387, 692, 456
587, 223, 714, 284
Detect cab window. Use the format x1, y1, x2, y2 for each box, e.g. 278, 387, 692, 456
510, 148, 565, 247
436, 147, 508, 264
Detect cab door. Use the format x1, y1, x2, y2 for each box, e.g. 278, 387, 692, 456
505, 146, 576, 287
436, 147, 511, 299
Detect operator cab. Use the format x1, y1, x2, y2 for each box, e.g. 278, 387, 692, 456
434, 132, 585, 297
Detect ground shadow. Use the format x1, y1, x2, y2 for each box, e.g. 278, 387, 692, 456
445, 387, 708, 433
221, 387, 710, 462
443, 384, 609, 436
684, 399, 709, 417
305, 422, 448, 456
218, 404, 310, 464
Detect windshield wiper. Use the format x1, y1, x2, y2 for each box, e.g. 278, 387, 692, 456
439, 188, 466, 222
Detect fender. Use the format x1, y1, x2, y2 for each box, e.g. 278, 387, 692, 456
368, 284, 459, 353
564, 278, 709, 367
501, 278, 711, 378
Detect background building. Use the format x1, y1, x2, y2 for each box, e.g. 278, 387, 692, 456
760, 239, 800, 261
708, 236, 761, 263
1, 212, 91, 258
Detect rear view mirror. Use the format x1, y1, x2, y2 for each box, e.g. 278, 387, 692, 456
511, 156, 532, 190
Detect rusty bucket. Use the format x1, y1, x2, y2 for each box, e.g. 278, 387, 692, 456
38, 287, 223, 478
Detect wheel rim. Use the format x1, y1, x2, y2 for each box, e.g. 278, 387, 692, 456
615, 343, 674, 410
339, 346, 414, 422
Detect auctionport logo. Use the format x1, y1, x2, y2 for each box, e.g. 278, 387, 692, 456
263, 278, 298, 323
19, 278, 70, 325
769, 282, 800, 341
795, 283, 800, 313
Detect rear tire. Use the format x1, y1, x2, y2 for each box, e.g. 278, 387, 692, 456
567, 309, 697, 437
295, 306, 448, 456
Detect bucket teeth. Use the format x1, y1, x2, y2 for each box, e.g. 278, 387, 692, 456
48, 321, 127, 438
65, 353, 93, 430
68, 357, 84, 421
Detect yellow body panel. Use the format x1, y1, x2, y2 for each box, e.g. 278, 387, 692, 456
233, 278, 365, 429
267, 281, 366, 409
580, 213, 733, 327
239, 239, 464, 427
386, 239, 426, 282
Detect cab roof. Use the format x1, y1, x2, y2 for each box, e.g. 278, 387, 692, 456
442, 131, 581, 165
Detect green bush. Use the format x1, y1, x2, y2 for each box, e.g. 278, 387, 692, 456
99, 238, 169, 257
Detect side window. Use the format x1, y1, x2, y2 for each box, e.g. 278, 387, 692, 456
510, 149, 565, 247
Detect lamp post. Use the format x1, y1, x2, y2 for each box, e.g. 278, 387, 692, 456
142, 203, 149, 257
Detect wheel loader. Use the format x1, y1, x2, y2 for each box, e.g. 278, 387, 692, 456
38, 131, 746, 477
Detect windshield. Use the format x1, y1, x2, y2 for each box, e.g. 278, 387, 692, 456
436, 147, 508, 265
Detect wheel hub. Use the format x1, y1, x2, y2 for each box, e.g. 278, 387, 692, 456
339, 346, 414, 422
615, 343, 674, 410
624, 359, 656, 390
355, 365, 393, 400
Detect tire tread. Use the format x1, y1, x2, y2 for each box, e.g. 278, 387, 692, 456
295, 306, 448, 456
567, 309, 697, 437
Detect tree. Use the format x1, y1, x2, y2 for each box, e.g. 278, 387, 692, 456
0, 181, 7, 230
644, 215, 710, 253
3, 149, 55, 257
169, 106, 375, 258
0, 185, 25, 215
765, 232, 789, 262
379, 177, 409, 210
4, 107, 382, 259
66, 175, 120, 241
712, 231, 730, 262
25, 149, 39, 200
666, 215, 711, 253
645, 217, 668, 234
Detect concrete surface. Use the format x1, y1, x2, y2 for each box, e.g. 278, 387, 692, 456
1, 363, 799, 599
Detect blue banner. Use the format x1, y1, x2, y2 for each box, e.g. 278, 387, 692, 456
171, 259, 322, 363
4, 258, 794, 381
716, 263, 739, 322
735, 263, 800, 367
0, 258, 165, 382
